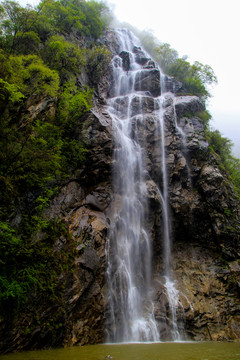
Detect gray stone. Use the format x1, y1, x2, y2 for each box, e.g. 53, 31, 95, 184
175, 95, 204, 117
133, 46, 152, 66
130, 95, 157, 117
119, 51, 130, 71
134, 69, 161, 97
163, 74, 183, 94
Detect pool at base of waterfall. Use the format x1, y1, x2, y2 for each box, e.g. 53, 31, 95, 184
1, 342, 240, 360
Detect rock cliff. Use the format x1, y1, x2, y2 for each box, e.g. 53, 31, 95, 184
1, 29, 239, 352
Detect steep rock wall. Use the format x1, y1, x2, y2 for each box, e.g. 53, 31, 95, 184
1, 29, 239, 352
73, 29, 240, 342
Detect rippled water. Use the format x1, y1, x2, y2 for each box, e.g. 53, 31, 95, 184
1, 342, 240, 360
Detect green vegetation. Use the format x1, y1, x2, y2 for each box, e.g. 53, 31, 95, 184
206, 129, 240, 195
0, 0, 110, 316
0, 218, 75, 311
167, 59, 217, 103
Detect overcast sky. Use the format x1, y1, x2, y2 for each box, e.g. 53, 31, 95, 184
18, 0, 240, 156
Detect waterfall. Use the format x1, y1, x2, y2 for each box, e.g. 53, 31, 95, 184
106, 28, 183, 343
105, 29, 159, 343
157, 79, 183, 341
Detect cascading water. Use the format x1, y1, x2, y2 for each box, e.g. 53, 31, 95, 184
156, 83, 183, 341
106, 29, 159, 343
106, 28, 183, 342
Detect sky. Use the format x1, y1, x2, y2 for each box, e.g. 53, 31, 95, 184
18, 0, 240, 156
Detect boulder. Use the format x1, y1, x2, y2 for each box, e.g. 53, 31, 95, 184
133, 46, 152, 66
119, 51, 130, 71
175, 95, 204, 117
162, 74, 183, 94
134, 69, 161, 97
130, 95, 157, 117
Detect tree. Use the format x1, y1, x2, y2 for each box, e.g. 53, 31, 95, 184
207, 129, 240, 195
0, 1, 36, 52
42, 34, 85, 80
14, 30, 40, 54
192, 61, 217, 86
38, 0, 106, 39
154, 42, 178, 73
207, 129, 232, 161
0, 53, 59, 107
167, 58, 217, 103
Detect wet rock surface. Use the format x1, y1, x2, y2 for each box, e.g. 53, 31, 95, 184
1, 29, 239, 352
175, 95, 204, 116
134, 69, 161, 97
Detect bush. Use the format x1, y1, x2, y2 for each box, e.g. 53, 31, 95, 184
0, 54, 60, 102
85, 46, 111, 86
14, 31, 40, 54
43, 35, 85, 78
207, 129, 240, 196
0, 219, 74, 313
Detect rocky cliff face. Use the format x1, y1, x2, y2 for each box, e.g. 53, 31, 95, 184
1, 29, 239, 352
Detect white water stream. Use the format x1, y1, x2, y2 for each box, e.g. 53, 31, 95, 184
106, 28, 182, 342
